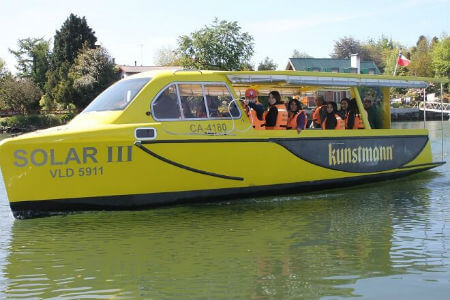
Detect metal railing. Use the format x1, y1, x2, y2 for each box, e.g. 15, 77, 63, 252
418, 101, 450, 114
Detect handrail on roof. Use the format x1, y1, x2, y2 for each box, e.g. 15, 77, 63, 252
173, 69, 203, 75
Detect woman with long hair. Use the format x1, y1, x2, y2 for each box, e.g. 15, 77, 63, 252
264, 91, 288, 130
287, 98, 307, 133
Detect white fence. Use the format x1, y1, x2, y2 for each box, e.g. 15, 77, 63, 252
418, 101, 450, 114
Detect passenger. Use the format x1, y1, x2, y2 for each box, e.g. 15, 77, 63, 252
264, 91, 288, 130
322, 101, 345, 130
311, 95, 327, 128
338, 97, 349, 119
349, 98, 365, 129
363, 98, 380, 129
287, 98, 307, 133
339, 97, 355, 129
153, 87, 181, 119
195, 101, 207, 118
243, 88, 265, 129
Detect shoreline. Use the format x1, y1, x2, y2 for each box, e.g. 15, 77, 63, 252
391, 108, 449, 121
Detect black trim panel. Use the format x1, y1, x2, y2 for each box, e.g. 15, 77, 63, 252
139, 135, 429, 144
277, 135, 429, 173
10, 163, 441, 219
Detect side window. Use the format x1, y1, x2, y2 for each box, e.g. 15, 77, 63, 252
178, 84, 207, 119
204, 85, 240, 118
152, 85, 181, 120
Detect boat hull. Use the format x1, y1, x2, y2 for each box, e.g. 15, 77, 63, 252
7, 161, 442, 219
0, 126, 443, 219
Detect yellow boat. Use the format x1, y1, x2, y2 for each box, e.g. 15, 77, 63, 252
0, 70, 446, 219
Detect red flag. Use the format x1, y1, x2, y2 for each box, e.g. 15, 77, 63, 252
397, 53, 410, 67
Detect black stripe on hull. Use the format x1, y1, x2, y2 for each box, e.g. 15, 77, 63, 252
9, 164, 442, 219
134, 141, 244, 181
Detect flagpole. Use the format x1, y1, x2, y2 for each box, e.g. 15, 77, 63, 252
393, 50, 400, 76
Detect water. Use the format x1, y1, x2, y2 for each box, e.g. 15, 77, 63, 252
0, 122, 449, 299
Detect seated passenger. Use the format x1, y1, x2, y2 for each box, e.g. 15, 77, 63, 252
153, 87, 181, 119
311, 95, 327, 128
195, 101, 207, 118
243, 88, 265, 129
338, 97, 349, 119
363, 98, 380, 129
206, 96, 220, 117
348, 98, 364, 129
181, 99, 194, 118
322, 101, 345, 130
264, 91, 288, 130
339, 98, 357, 129
287, 98, 307, 133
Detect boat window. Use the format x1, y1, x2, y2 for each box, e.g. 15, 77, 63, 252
83, 78, 150, 112
152, 84, 181, 119
178, 84, 207, 119
204, 84, 240, 118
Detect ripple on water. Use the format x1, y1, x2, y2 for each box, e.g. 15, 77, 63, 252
0, 122, 449, 299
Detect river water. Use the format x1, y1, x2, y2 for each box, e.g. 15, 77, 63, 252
0, 121, 449, 299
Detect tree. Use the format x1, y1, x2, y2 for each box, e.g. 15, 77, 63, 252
154, 46, 181, 66
68, 46, 119, 109
9, 37, 50, 90
408, 36, 433, 77
361, 36, 394, 73
0, 77, 41, 114
241, 62, 254, 71
331, 36, 370, 60
51, 13, 97, 68
257, 57, 277, 70
44, 14, 98, 109
176, 18, 254, 70
0, 57, 10, 79
431, 35, 450, 79
291, 49, 312, 58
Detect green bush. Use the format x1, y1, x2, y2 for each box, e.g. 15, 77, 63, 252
0, 114, 62, 131
60, 112, 76, 124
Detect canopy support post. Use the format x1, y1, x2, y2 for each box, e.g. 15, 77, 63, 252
423, 88, 426, 129
441, 83, 444, 161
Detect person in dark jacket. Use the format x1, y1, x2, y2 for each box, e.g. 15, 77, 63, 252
323, 101, 338, 129
265, 91, 283, 128
344, 98, 359, 129
338, 97, 349, 118
364, 98, 380, 129
244, 88, 265, 121
287, 98, 307, 133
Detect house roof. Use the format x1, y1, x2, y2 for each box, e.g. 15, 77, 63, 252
286, 58, 380, 74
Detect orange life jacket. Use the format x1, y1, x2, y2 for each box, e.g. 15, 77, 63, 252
336, 115, 345, 130
287, 110, 307, 130
265, 104, 288, 130
321, 114, 345, 130
312, 104, 327, 125
248, 108, 265, 130
354, 114, 364, 129
344, 111, 364, 129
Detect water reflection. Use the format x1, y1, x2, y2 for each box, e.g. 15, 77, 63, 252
3, 170, 446, 299
1, 122, 449, 299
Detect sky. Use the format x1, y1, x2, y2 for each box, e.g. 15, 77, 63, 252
0, 0, 449, 73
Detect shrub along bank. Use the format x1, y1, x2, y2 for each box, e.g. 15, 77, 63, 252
0, 113, 75, 133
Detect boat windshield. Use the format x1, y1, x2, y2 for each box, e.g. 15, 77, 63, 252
82, 77, 151, 112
